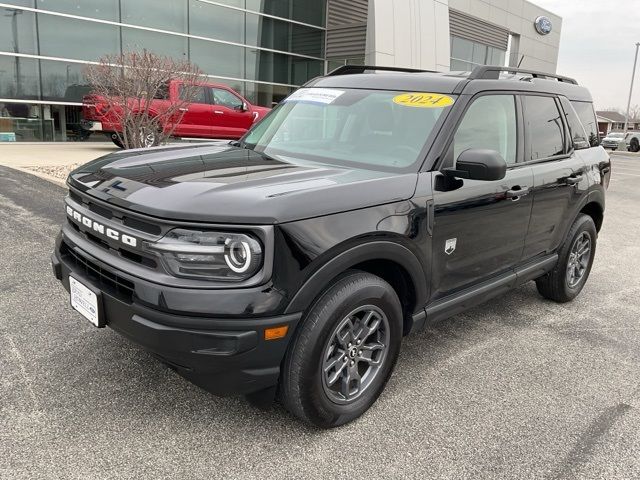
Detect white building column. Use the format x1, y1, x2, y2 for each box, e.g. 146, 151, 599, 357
365, 0, 451, 71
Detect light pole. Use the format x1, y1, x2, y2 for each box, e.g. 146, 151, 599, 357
624, 42, 640, 133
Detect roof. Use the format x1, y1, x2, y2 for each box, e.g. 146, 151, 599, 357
306, 66, 593, 102
596, 111, 640, 123
596, 111, 626, 123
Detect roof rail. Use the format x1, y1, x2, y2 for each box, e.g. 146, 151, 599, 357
468, 65, 578, 85
326, 65, 438, 76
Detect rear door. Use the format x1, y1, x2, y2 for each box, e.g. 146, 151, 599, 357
209, 87, 254, 138
431, 93, 534, 299
521, 95, 589, 259
174, 85, 214, 137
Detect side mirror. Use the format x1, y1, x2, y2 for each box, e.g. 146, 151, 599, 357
241, 102, 249, 112
443, 149, 507, 181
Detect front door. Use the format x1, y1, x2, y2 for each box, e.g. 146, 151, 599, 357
431, 94, 534, 299
174, 85, 214, 138
209, 87, 254, 138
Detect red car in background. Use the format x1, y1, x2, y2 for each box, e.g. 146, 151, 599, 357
82, 80, 270, 148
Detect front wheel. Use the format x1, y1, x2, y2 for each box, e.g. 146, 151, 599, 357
536, 214, 597, 302
280, 271, 403, 428
630, 137, 640, 153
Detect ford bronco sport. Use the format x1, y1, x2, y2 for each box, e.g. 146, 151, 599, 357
52, 65, 611, 428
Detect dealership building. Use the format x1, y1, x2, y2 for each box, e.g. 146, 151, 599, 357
0, 0, 561, 142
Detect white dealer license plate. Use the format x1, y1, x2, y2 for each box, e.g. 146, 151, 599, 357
69, 276, 101, 327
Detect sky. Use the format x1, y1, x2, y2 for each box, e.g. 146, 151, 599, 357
533, 0, 640, 112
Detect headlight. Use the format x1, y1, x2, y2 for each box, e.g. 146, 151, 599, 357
145, 229, 263, 281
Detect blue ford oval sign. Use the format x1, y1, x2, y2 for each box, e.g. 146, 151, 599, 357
534, 16, 552, 35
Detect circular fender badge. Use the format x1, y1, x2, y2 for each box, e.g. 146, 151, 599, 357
393, 93, 455, 108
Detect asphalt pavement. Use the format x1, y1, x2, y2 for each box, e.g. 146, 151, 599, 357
1, 155, 639, 479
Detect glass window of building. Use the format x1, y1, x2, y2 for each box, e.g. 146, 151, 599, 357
40, 60, 89, 102
190, 39, 246, 79
121, 0, 187, 33
247, 50, 322, 85
38, 13, 120, 60
244, 0, 325, 27
245, 13, 324, 57
0, 0, 328, 142
36, 0, 120, 22
0, 103, 54, 142
450, 35, 506, 71
189, 0, 245, 44
0, 7, 38, 55
122, 27, 188, 59
4, 0, 35, 6
0, 55, 40, 100
245, 82, 292, 107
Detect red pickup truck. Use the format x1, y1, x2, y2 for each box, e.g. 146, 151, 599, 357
82, 80, 270, 147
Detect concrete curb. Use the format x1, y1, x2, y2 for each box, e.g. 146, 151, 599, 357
609, 150, 640, 157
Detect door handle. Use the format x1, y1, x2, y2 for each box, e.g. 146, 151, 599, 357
565, 174, 583, 185
214, 110, 224, 114
505, 186, 529, 199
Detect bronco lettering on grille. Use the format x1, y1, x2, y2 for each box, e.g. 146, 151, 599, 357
66, 205, 138, 248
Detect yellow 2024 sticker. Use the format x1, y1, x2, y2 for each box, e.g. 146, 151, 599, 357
393, 93, 455, 108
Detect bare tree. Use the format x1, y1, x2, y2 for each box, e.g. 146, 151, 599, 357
629, 104, 640, 121
84, 49, 204, 149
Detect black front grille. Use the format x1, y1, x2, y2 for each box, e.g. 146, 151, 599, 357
60, 242, 135, 303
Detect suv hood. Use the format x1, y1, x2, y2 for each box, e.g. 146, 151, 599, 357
68, 142, 418, 224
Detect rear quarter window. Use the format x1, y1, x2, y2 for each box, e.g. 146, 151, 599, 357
559, 97, 590, 150
570, 100, 600, 147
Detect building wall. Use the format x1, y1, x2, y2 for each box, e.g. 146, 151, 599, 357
365, 0, 561, 73
0, 0, 327, 141
365, 0, 451, 71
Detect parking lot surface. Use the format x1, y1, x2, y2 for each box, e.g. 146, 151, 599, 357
1, 154, 639, 479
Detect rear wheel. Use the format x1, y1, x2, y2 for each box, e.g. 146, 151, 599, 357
280, 271, 402, 428
630, 137, 640, 152
536, 214, 596, 302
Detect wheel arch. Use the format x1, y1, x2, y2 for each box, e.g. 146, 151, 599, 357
283, 241, 428, 336
580, 200, 604, 232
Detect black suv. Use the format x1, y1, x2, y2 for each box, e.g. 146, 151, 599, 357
52, 65, 611, 428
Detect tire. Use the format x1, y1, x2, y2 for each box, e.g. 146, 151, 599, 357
280, 271, 403, 428
535, 214, 597, 303
109, 133, 124, 149
630, 137, 640, 153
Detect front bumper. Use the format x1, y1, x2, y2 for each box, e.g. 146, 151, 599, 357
52, 238, 301, 396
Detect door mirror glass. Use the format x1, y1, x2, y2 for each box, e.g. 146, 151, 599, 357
444, 149, 507, 181
241, 101, 248, 112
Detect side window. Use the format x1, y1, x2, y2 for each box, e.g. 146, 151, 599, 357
180, 85, 207, 104
559, 97, 590, 150
571, 100, 600, 147
522, 95, 565, 160
212, 88, 244, 109
453, 94, 517, 165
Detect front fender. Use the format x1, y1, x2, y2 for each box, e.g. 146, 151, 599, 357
283, 240, 427, 316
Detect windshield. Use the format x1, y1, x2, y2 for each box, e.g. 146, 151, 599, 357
241, 88, 454, 172
607, 133, 624, 138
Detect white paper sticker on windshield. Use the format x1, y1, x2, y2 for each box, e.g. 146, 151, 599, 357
284, 88, 345, 105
